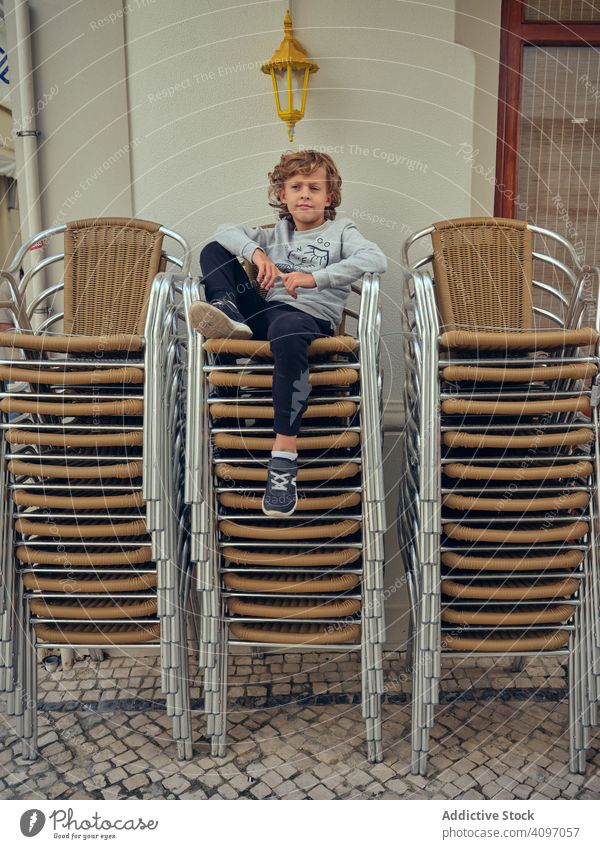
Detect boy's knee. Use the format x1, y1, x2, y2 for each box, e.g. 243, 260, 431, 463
268, 314, 311, 346
269, 328, 307, 355
200, 241, 232, 266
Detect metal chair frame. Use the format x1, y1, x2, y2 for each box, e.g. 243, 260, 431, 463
0, 223, 194, 759
398, 219, 600, 775
183, 268, 387, 762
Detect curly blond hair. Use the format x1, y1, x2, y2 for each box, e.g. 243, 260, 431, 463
267, 150, 342, 221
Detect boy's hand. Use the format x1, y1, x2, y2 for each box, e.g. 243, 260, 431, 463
280, 272, 316, 299
252, 249, 280, 290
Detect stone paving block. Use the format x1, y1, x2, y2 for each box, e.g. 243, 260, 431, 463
249, 782, 271, 799
295, 772, 319, 791
274, 762, 297, 780
346, 768, 372, 789
217, 783, 239, 800
454, 774, 476, 791
512, 783, 532, 799
322, 772, 346, 791
38, 731, 58, 748
482, 780, 504, 798
385, 778, 409, 796
111, 749, 137, 767
471, 765, 496, 786
124, 760, 150, 776
308, 784, 336, 800
162, 775, 191, 795
107, 767, 128, 785
123, 774, 149, 792
41, 742, 65, 758
83, 775, 107, 791
272, 779, 297, 797
49, 782, 69, 798
281, 788, 306, 799
260, 770, 284, 790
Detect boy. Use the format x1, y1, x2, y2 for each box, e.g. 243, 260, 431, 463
189, 149, 387, 517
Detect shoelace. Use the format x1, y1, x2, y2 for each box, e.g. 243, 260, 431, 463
213, 297, 236, 313
269, 470, 294, 492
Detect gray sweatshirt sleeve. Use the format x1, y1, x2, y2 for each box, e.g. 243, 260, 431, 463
311, 221, 388, 290
213, 223, 275, 263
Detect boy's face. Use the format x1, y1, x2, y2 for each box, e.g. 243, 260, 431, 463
278, 166, 332, 231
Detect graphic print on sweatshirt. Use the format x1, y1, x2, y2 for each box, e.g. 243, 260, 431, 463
277, 236, 331, 273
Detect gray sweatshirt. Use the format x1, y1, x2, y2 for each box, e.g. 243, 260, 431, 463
213, 217, 388, 329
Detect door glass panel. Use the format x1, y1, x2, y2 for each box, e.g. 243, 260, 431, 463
523, 1, 600, 22
518, 45, 600, 319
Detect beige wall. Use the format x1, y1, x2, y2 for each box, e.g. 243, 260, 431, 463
455, 0, 502, 215
5, 0, 133, 232
3, 0, 503, 648
124, 0, 481, 413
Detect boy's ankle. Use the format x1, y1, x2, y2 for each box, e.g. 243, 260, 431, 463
272, 449, 298, 462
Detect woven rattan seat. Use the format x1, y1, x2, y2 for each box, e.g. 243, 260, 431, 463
203, 335, 358, 358
443, 491, 589, 513
219, 518, 361, 540
223, 546, 361, 567
209, 367, 359, 389
63, 218, 166, 334
6, 429, 143, 448
218, 491, 361, 511
440, 328, 598, 351
227, 597, 361, 619
444, 460, 592, 481
441, 577, 580, 600
0, 398, 144, 416
35, 622, 159, 644
432, 218, 533, 332
442, 629, 569, 652
215, 461, 359, 482
441, 550, 583, 571
13, 491, 144, 509
213, 431, 359, 452
15, 518, 147, 538
444, 520, 588, 543
229, 621, 360, 644
209, 400, 357, 420
0, 331, 143, 354
16, 546, 152, 566
441, 604, 574, 626
442, 428, 593, 449
22, 572, 156, 593
441, 396, 590, 416
441, 362, 597, 383
0, 365, 144, 385
8, 459, 143, 480
29, 598, 157, 620
222, 572, 360, 593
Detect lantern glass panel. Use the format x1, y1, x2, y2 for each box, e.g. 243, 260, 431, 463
291, 68, 307, 109
272, 67, 289, 112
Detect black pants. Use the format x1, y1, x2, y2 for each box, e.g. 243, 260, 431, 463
200, 241, 333, 436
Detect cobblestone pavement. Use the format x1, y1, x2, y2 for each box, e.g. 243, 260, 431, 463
0, 650, 598, 800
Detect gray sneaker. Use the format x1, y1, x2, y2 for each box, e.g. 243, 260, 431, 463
189, 296, 252, 339
262, 456, 298, 517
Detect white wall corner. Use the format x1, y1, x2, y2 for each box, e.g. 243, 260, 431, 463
383, 398, 404, 433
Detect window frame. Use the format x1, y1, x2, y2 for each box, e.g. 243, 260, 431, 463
495, 0, 600, 217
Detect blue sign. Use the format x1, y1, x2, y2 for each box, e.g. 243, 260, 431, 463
0, 48, 9, 85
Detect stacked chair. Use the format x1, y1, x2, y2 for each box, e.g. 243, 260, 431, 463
0, 218, 194, 759
398, 217, 600, 775
183, 248, 386, 761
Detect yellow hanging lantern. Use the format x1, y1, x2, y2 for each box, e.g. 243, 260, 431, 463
261, 9, 319, 142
